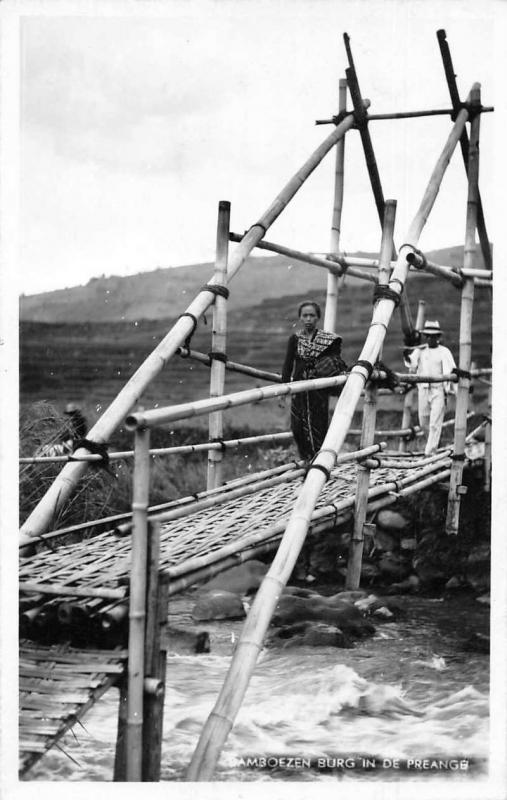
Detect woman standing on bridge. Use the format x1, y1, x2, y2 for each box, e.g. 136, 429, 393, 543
282, 301, 346, 460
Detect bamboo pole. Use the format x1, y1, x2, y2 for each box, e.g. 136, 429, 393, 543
186, 105, 470, 780
228, 232, 377, 282
324, 78, 347, 332
178, 346, 281, 382
399, 300, 426, 451
126, 373, 349, 429
20, 108, 361, 541
142, 524, 168, 781
446, 85, 481, 535
436, 29, 492, 271
207, 201, 230, 490
113, 673, 128, 781
126, 425, 151, 781
315, 106, 493, 124
346, 199, 395, 589
343, 33, 415, 341
483, 384, 491, 492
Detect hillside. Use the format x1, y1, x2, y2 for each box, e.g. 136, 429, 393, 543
19, 245, 480, 324
20, 264, 492, 434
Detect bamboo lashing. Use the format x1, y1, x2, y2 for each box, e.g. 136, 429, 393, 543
126, 425, 150, 781
324, 78, 347, 332
207, 201, 230, 490
347, 199, 396, 589
186, 100, 472, 780
446, 85, 481, 535
228, 232, 377, 282
20, 105, 363, 541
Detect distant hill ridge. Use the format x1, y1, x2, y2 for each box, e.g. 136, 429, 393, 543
20, 245, 473, 323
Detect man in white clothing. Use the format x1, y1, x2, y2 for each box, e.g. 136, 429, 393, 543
404, 320, 456, 455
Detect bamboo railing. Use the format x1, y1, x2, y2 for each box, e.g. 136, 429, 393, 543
324, 78, 347, 332
186, 95, 473, 780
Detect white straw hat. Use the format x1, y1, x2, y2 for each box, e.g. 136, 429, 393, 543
421, 320, 442, 335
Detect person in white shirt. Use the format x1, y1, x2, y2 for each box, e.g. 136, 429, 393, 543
404, 320, 456, 455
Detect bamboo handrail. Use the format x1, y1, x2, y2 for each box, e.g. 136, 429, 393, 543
187, 98, 472, 780
228, 232, 377, 282
126, 374, 349, 429
20, 106, 361, 540
19, 431, 293, 466
177, 345, 281, 382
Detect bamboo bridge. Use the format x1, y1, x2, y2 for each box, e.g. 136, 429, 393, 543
18, 30, 493, 782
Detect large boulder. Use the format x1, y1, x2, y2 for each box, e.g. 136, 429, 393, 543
203, 560, 269, 595
273, 621, 353, 649
376, 509, 410, 532
192, 590, 246, 621
272, 594, 375, 638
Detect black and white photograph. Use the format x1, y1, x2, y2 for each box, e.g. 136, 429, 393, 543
1, 0, 506, 798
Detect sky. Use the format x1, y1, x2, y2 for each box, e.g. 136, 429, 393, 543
5, 0, 505, 296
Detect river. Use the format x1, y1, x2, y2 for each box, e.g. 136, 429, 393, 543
24, 592, 489, 785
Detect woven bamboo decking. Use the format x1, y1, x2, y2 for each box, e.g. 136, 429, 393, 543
19, 641, 127, 776
18, 452, 451, 775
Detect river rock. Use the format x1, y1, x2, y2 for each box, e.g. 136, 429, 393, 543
373, 529, 397, 553
192, 590, 246, 621
386, 574, 420, 595
272, 594, 375, 638
278, 622, 353, 649
376, 509, 410, 532
166, 628, 211, 655
203, 560, 268, 595
400, 537, 417, 552
378, 553, 411, 581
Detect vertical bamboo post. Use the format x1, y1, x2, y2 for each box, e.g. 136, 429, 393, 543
207, 201, 230, 490
142, 522, 169, 782
126, 424, 151, 781
483, 383, 491, 492
446, 85, 481, 535
399, 299, 426, 452
346, 200, 396, 589
113, 674, 128, 780
323, 79, 347, 333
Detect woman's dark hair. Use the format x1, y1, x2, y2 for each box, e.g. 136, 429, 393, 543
298, 301, 321, 319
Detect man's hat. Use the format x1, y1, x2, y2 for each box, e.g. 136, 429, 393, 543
421, 320, 442, 336
64, 402, 79, 414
